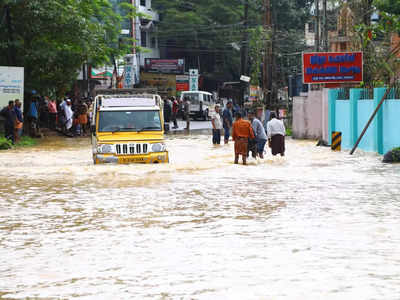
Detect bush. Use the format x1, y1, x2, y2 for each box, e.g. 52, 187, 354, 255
0, 137, 13, 150
391, 147, 400, 162
16, 136, 37, 147
0, 136, 38, 150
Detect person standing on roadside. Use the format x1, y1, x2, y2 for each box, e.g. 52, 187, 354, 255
232, 111, 255, 165
222, 101, 233, 144
211, 104, 222, 145
64, 99, 74, 133
267, 111, 286, 156
27, 98, 39, 137
171, 97, 179, 129
248, 111, 268, 159
0, 100, 16, 143
14, 99, 23, 143
184, 97, 190, 130
163, 97, 172, 132
48, 99, 58, 129
78, 101, 88, 136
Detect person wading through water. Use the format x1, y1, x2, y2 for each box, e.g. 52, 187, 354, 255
267, 111, 286, 156
232, 111, 255, 165
184, 97, 190, 130
248, 110, 267, 159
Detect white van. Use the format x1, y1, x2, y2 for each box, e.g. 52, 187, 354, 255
180, 91, 215, 120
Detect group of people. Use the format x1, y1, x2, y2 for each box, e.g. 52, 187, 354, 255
1, 96, 92, 143
57, 98, 90, 136
0, 99, 23, 144
211, 101, 286, 165
163, 96, 191, 131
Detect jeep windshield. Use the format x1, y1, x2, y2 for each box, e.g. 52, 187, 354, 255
98, 110, 162, 132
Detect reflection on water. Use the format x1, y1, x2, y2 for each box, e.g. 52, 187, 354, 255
1, 135, 400, 299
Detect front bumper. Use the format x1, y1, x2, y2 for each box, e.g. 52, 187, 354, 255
94, 151, 169, 164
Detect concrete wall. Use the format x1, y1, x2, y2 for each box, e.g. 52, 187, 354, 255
329, 87, 400, 154
292, 89, 329, 140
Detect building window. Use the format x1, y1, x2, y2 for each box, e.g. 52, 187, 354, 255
140, 0, 146, 7
308, 22, 315, 33
141, 31, 147, 47
151, 36, 156, 48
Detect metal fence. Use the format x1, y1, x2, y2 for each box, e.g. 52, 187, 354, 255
387, 84, 400, 99
337, 87, 350, 100
359, 89, 374, 100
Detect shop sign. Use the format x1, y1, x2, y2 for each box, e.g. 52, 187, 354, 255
176, 75, 189, 92
302, 52, 363, 84
144, 59, 185, 74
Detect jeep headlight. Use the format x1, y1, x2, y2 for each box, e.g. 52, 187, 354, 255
151, 143, 166, 153
97, 144, 114, 154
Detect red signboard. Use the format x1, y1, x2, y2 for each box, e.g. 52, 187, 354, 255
176, 75, 189, 91
302, 52, 363, 84
144, 58, 185, 74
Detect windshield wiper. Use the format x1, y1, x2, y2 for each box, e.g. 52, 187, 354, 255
137, 126, 160, 133
111, 127, 121, 134
112, 127, 136, 133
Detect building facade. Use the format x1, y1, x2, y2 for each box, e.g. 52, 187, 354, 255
135, 0, 160, 67
109, 0, 160, 67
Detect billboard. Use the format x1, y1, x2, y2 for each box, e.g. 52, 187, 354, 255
302, 52, 363, 84
176, 75, 189, 92
141, 72, 176, 97
0, 66, 24, 110
144, 58, 185, 74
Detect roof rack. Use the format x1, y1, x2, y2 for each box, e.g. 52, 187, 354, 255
94, 88, 158, 96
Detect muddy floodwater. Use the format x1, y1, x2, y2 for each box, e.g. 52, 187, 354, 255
0, 135, 400, 300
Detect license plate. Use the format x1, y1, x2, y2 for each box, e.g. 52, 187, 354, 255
120, 157, 145, 163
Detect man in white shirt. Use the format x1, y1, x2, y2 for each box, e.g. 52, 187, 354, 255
211, 104, 223, 144
267, 111, 286, 156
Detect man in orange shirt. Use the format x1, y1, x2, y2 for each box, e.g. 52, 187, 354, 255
232, 111, 255, 165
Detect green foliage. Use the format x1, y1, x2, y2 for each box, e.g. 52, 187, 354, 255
16, 136, 38, 147
0, 136, 37, 150
153, 0, 312, 84
391, 147, 400, 162
353, 0, 400, 86
286, 127, 292, 137
249, 26, 269, 86
0, 137, 12, 150
0, 0, 138, 96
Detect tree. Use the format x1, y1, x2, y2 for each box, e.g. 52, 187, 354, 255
153, 0, 313, 91
0, 0, 137, 96
352, 0, 400, 86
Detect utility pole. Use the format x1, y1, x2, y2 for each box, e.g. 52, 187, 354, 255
240, 0, 249, 106
314, 0, 320, 52
130, 0, 136, 54
323, 0, 328, 51
263, 0, 272, 107
241, 0, 249, 77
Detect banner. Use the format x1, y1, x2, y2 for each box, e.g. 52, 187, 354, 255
0, 66, 24, 110
144, 59, 185, 74
176, 75, 189, 92
302, 52, 363, 84
249, 85, 261, 101
141, 72, 176, 97
189, 69, 198, 91
123, 54, 139, 88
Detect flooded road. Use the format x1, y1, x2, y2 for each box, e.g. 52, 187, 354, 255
0, 135, 400, 299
